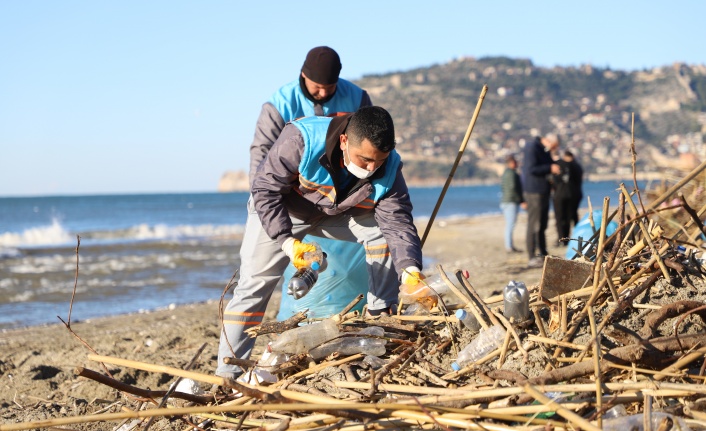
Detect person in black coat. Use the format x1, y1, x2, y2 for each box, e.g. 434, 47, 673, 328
521, 134, 561, 268
552, 150, 583, 246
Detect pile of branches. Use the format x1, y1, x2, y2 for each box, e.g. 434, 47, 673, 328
6, 173, 706, 431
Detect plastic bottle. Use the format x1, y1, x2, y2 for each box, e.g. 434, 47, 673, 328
455, 309, 481, 332
287, 242, 328, 300
309, 326, 386, 359
503, 280, 530, 322
602, 404, 627, 419
451, 324, 506, 371
269, 319, 339, 354
425, 274, 463, 307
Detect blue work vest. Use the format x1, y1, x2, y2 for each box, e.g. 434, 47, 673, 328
292, 116, 400, 209
270, 79, 364, 121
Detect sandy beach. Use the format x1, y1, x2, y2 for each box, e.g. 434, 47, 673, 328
0, 212, 564, 428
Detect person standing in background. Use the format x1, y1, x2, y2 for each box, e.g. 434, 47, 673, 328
552, 150, 584, 246
500, 154, 525, 253
564, 150, 584, 228
522, 133, 561, 268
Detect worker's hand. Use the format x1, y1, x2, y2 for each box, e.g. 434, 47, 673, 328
401, 266, 425, 286
550, 163, 561, 175
281, 237, 317, 269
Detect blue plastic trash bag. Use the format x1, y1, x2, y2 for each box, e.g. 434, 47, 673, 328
565, 210, 618, 260
277, 236, 368, 320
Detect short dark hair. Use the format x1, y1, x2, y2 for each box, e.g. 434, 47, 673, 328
347, 106, 396, 152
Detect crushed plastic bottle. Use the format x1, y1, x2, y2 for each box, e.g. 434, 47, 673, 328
399, 275, 439, 312
309, 326, 387, 360
451, 324, 506, 371
602, 404, 627, 419
287, 242, 328, 300
503, 280, 530, 322
269, 318, 339, 354
455, 309, 481, 332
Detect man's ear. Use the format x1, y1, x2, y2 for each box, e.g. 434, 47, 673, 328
339, 134, 347, 151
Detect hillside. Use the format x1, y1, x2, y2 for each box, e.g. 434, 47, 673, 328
221, 58, 706, 191
356, 57, 706, 182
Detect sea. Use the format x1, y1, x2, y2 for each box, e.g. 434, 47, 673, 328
0, 180, 643, 329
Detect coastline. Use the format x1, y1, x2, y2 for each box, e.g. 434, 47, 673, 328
0, 211, 569, 427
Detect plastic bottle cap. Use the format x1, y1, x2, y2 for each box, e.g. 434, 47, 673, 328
455, 309, 467, 319
311, 261, 320, 271
451, 362, 461, 371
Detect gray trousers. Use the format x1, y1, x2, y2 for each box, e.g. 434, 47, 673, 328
216, 200, 398, 378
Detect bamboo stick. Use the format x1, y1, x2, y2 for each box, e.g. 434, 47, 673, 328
588, 305, 602, 429
421, 85, 487, 246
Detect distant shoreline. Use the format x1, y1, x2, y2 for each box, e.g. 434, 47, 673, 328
404, 171, 664, 188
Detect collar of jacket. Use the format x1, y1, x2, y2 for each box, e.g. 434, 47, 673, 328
299, 74, 336, 104
322, 114, 388, 184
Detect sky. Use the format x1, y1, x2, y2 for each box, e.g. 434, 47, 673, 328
2, 1, 705, 197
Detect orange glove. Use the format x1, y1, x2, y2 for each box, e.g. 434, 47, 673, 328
281, 238, 317, 269
401, 266, 425, 286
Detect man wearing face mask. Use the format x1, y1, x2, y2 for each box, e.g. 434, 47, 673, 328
217, 106, 423, 379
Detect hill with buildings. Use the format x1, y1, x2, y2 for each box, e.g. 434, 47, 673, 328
221, 57, 706, 191
356, 57, 706, 183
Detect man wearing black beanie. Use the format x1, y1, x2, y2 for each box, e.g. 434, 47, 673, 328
248, 46, 372, 187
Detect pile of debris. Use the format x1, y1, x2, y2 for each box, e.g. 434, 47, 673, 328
5, 166, 706, 431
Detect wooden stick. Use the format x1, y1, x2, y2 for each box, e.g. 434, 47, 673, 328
532, 307, 548, 338
456, 270, 501, 327
421, 85, 488, 246
526, 335, 587, 351
620, 183, 671, 280
588, 306, 602, 429
654, 345, 706, 381
560, 295, 568, 334
497, 326, 513, 368
436, 264, 473, 308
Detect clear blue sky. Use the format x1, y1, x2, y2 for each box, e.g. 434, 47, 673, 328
2, 1, 704, 197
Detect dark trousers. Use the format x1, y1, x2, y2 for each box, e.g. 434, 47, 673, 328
525, 192, 550, 258
553, 195, 573, 244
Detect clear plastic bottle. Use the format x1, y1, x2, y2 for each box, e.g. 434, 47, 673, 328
503, 280, 530, 322
425, 274, 464, 307
269, 319, 339, 354
287, 242, 328, 300
451, 324, 506, 371
455, 309, 481, 332
309, 326, 386, 359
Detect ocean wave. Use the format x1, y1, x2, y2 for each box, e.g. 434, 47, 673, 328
0, 219, 245, 248
0, 219, 73, 248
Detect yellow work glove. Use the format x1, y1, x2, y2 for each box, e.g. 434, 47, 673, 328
281, 237, 317, 269
401, 266, 425, 286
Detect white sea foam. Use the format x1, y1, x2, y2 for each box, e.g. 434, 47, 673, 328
0, 219, 73, 247
0, 220, 244, 248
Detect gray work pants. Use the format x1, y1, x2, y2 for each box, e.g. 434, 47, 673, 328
216, 200, 398, 378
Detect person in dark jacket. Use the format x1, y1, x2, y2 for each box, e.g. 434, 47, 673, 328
522, 134, 560, 268
500, 154, 525, 253
217, 106, 423, 379
552, 150, 584, 246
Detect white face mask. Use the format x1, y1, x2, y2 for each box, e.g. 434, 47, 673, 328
345, 144, 376, 179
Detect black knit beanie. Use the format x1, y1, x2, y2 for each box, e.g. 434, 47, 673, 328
301, 46, 342, 85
